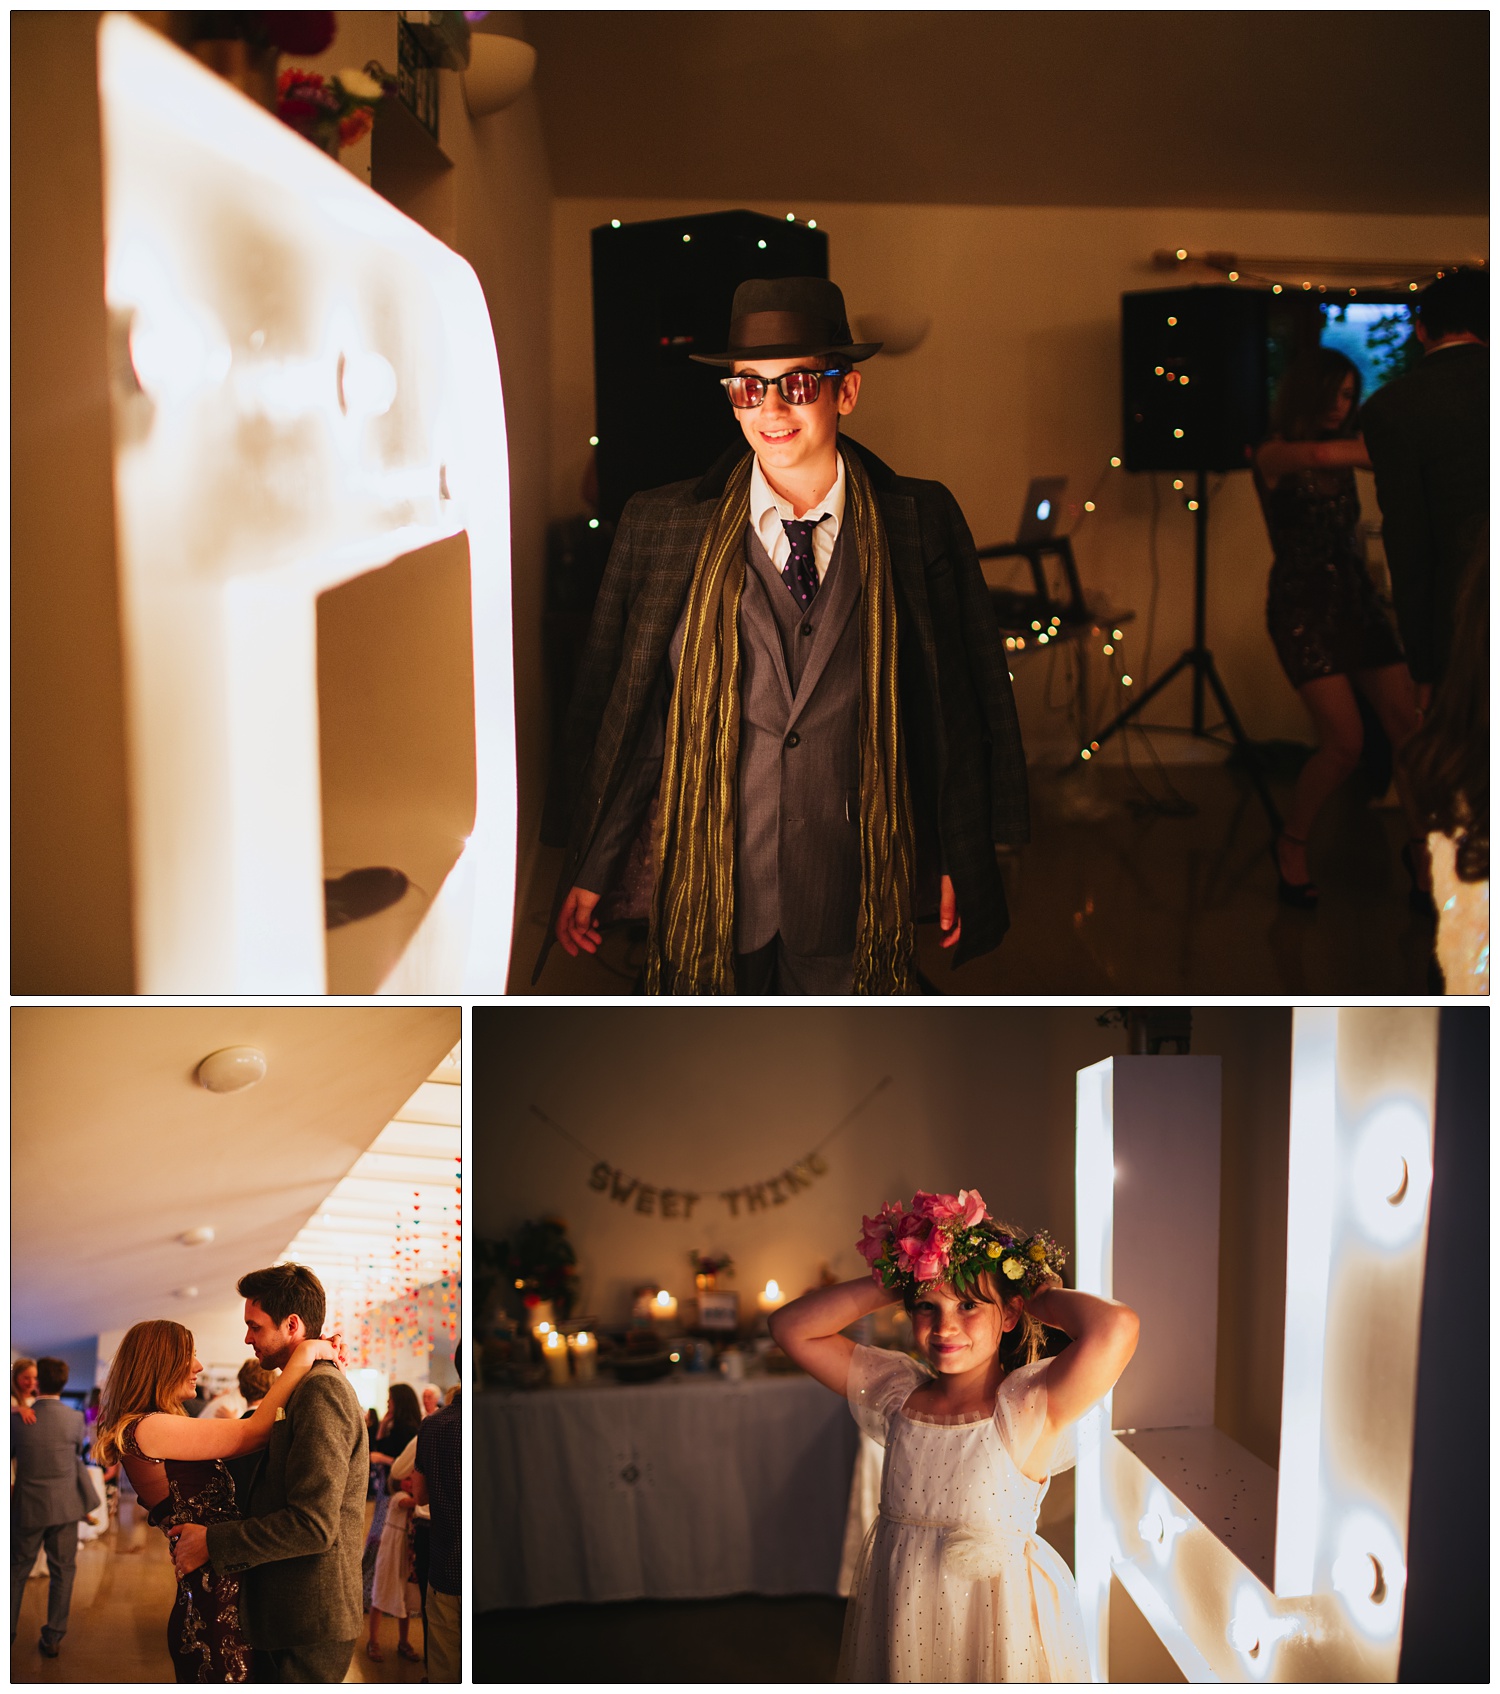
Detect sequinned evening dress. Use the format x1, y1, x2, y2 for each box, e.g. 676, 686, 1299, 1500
1254, 462, 1404, 688
838, 1347, 1091, 1683
122, 1417, 253, 1682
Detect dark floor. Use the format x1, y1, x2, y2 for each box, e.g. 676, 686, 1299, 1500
475, 1593, 847, 1682
514, 753, 1438, 996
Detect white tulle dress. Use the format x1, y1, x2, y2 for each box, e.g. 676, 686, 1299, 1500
837, 1344, 1092, 1683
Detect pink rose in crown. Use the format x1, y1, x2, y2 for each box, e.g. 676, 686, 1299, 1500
856, 1202, 904, 1269
956, 1188, 989, 1228
909, 1190, 963, 1223
894, 1216, 948, 1285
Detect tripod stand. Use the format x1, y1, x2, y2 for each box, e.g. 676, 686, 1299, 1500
1070, 469, 1282, 834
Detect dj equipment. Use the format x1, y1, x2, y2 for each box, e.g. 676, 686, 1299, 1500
1121, 285, 1268, 474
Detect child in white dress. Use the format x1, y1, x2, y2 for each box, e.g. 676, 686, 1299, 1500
367, 1475, 421, 1662
770, 1188, 1139, 1683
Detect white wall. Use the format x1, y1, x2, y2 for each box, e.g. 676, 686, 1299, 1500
548, 197, 1484, 760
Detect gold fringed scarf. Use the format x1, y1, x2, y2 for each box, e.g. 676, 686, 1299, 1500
644, 445, 916, 994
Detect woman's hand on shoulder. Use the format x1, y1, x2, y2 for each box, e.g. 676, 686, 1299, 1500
292, 1333, 346, 1372
15, 1404, 37, 1426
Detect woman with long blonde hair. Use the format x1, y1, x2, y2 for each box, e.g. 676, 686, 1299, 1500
95, 1319, 342, 1683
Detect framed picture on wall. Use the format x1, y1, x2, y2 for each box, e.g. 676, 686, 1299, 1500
696, 1291, 739, 1332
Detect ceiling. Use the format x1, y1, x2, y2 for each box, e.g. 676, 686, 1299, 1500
524, 11, 1487, 216
10, 1007, 460, 1354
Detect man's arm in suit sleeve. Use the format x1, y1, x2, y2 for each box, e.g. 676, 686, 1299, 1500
941, 486, 1031, 846
1361, 397, 1438, 685
204, 1374, 362, 1573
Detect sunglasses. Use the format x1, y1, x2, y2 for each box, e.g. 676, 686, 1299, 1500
719, 368, 843, 409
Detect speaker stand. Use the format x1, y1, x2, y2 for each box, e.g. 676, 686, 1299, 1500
1068, 470, 1283, 835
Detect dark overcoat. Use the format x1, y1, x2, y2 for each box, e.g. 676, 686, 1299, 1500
536, 435, 1029, 982
204, 1362, 368, 1649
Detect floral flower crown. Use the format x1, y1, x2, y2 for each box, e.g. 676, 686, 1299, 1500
856, 1189, 1067, 1301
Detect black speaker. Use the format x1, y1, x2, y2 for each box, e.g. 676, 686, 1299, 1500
1121, 286, 1269, 474
591, 210, 829, 522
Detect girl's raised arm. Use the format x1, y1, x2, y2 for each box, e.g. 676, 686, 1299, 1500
1255, 434, 1372, 483
768, 1277, 899, 1396
129, 1336, 343, 1462
1025, 1284, 1138, 1444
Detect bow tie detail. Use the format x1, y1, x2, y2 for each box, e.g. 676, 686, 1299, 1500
780, 515, 828, 610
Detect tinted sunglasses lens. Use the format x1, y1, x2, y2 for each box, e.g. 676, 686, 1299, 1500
781, 370, 824, 404
725, 376, 765, 408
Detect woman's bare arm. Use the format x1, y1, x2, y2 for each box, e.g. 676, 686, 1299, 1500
768, 1277, 900, 1396
131, 1338, 341, 1462
1255, 434, 1371, 483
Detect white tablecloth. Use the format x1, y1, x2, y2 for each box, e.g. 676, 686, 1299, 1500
474, 1370, 860, 1610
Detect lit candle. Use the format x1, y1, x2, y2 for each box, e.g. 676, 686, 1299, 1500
532, 1319, 553, 1346
542, 1329, 570, 1386
758, 1279, 788, 1315
568, 1330, 597, 1382
651, 1289, 678, 1326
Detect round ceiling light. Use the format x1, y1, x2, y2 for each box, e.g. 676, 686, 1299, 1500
196, 1047, 267, 1093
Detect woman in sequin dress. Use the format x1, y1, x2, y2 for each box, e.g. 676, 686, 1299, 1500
93, 1320, 343, 1683
771, 1212, 1139, 1681
1253, 348, 1428, 906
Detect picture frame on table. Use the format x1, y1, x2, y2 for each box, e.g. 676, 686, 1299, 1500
696, 1291, 740, 1332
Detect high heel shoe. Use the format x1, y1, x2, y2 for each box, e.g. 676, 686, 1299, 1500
1400, 839, 1436, 916
1274, 831, 1318, 909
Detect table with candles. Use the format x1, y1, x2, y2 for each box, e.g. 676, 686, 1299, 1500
474, 1357, 860, 1610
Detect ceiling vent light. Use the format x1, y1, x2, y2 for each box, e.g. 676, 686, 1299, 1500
179, 1225, 216, 1247
196, 1047, 267, 1093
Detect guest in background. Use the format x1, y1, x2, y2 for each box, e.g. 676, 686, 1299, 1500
420, 1383, 442, 1417
366, 1473, 421, 1662
390, 1436, 430, 1665
12, 1358, 38, 1424
10, 1357, 90, 1660
1252, 348, 1427, 907
1360, 269, 1488, 696
411, 1351, 460, 1681
1402, 546, 1488, 993
226, 1357, 273, 1513
362, 1385, 422, 1611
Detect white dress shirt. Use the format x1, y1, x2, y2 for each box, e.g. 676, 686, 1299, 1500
749, 452, 846, 585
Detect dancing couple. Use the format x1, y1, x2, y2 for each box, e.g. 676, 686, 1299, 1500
92, 1263, 368, 1683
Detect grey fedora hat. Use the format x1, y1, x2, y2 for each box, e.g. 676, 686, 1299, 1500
689, 276, 882, 367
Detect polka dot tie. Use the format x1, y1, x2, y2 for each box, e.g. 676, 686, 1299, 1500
780, 516, 827, 610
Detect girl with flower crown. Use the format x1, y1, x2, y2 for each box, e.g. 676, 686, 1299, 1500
769, 1188, 1138, 1682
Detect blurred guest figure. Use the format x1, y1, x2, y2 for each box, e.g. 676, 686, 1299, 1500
390, 1436, 430, 1659
10, 1357, 90, 1660
366, 1473, 421, 1663
411, 1350, 460, 1682
362, 1385, 422, 1610
420, 1382, 442, 1418
12, 1359, 38, 1425
1360, 269, 1488, 694
1253, 348, 1427, 906
1402, 546, 1488, 993
237, 1358, 271, 1414
226, 1357, 273, 1512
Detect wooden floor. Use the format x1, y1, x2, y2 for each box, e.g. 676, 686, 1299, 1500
515, 756, 1439, 996
11, 1501, 425, 1685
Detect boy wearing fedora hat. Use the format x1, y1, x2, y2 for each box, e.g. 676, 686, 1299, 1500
538, 275, 1027, 993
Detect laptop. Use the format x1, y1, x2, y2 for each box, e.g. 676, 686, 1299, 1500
1015, 476, 1068, 545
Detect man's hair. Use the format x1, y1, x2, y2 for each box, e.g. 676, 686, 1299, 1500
35, 1357, 69, 1396
237, 1357, 272, 1402
1418, 269, 1488, 344
237, 1263, 326, 1337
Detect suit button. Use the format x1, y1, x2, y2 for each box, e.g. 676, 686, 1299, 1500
784, 731, 800, 749
800, 622, 814, 637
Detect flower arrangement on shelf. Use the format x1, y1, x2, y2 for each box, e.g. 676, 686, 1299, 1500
689, 1249, 735, 1291
856, 1188, 1067, 1301
276, 62, 393, 155
492, 1216, 579, 1323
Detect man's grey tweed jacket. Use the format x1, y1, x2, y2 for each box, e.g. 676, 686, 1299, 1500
537, 435, 1029, 982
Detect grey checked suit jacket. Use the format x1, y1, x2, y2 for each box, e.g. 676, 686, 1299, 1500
10, 1400, 89, 1532
204, 1362, 368, 1650
538, 436, 1029, 981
